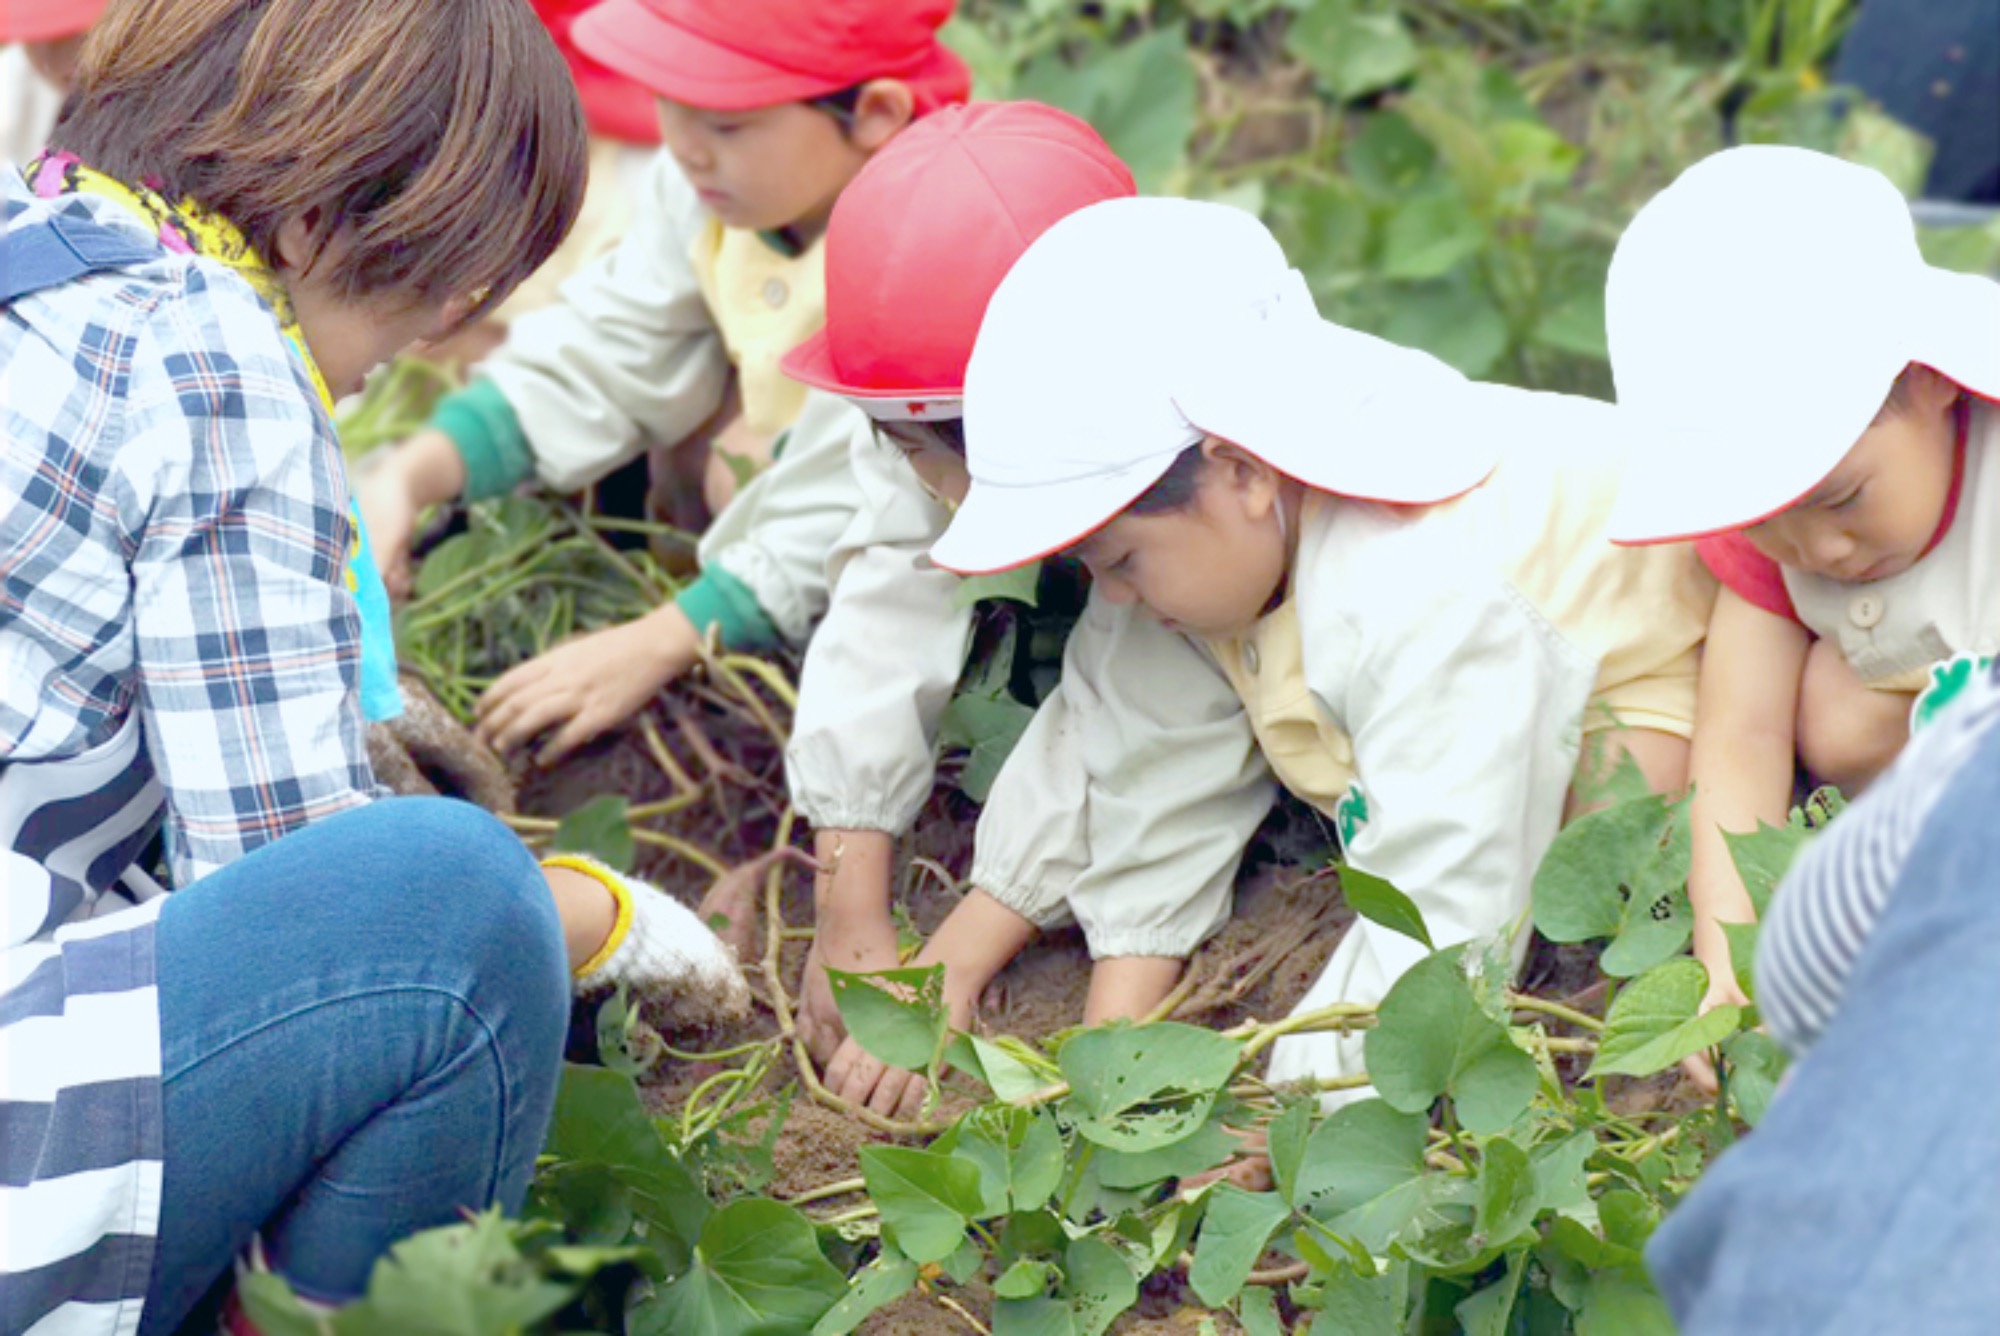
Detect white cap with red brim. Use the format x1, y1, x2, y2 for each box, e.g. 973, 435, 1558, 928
931, 197, 1502, 575
1605, 144, 2000, 546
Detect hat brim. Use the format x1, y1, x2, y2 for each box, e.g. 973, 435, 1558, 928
1608, 263, 2000, 546
573, 0, 845, 110
781, 329, 964, 419
1176, 318, 1499, 507
930, 449, 1185, 576
1, 0, 104, 41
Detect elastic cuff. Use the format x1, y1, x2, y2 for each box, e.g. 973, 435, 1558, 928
432, 380, 533, 501
675, 568, 781, 652
973, 872, 1074, 931
793, 802, 908, 834
1081, 929, 1204, 962
542, 855, 632, 979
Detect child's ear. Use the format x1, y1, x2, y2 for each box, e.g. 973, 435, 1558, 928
1202, 437, 1282, 515
849, 80, 917, 151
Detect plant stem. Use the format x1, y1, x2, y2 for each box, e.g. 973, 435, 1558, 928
783, 1176, 868, 1207
1506, 991, 1605, 1032
933, 1293, 992, 1336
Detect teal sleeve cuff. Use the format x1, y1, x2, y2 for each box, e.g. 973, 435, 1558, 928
431, 379, 533, 501
675, 567, 781, 652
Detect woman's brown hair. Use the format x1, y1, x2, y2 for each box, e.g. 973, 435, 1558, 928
53, 0, 588, 321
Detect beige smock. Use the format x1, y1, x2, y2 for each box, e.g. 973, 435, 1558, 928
476, 149, 859, 645
786, 429, 1277, 959
1, 46, 61, 172
1782, 401, 2000, 692
1201, 385, 1715, 1097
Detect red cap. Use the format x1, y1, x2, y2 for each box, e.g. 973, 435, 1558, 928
533, 0, 663, 144
572, 0, 970, 114
782, 101, 1135, 413
0, 0, 107, 42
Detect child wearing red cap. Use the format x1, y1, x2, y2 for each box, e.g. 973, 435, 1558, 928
1603, 145, 2000, 1087
2, 0, 108, 167
933, 198, 1716, 1114
360, 0, 969, 763
751, 102, 1275, 1120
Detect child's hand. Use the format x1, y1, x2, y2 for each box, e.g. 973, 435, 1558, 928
824, 986, 977, 1121
796, 912, 902, 1067
357, 428, 468, 600
475, 605, 701, 764
1682, 934, 1752, 1094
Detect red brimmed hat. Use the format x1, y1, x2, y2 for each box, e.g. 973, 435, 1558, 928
1, 0, 108, 42
573, 0, 970, 114
781, 101, 1136, 421
533, 0, 663, 144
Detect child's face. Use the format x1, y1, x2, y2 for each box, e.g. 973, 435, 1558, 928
278, 220, 480, 397
1744, 371, 1962, 583
878, 419, 971, 507
1070, 439, 1290, 639
658, 98, 876, 240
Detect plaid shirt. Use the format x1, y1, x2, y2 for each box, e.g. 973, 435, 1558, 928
1, 167, 376, 886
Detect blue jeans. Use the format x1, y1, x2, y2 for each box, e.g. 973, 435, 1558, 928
1647, 722, 2000, 1333
139, 798, 569, 1332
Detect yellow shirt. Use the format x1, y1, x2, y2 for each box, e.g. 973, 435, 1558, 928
690, 218, 827, 437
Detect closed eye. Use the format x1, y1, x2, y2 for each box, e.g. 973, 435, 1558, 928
1832, 485, 1865, 510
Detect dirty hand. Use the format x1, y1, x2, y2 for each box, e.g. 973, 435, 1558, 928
475, 605, 700, 764
823, 986, 976, 1122
1681, 936, 1752, 1095
796, 911, 903, 1068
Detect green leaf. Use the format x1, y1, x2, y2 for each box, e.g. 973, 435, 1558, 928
1060, 1023, 1243, 1153
1095, 1116, 1235, 1190
1339, 868, 1434, 950
1532, 792, 1692, 978
1474, 1137, 1538, 1250
994, 1296, 1078, 1336
1066, 1235, 1141, 1336
812, 1252, 918, 1336
1529, 1132, 1597, 1222
942, 1106, 1066, 1215
1379, 190, 1485, 281
1575, 1266, 1676, 1336
1189, 1186, 1293, 1307
826, 965, 948, 1075
1724, 821, 1809, 918
353, 1212, 578, 1335
1345, 112, 1438, 198
1363, 948, 1538, 1134
941, 1235, 986, 1284
544, 1066, 707, 1259
955, 564, 1043, 611
1591, 958, 1744, 1079
534, 1162, 634, 1248
1266, 1098, 1315, 1208
1531, 277, 1609, 359
1310, 1264, 1400, 1332
996, 1258, 1059, 1300
858, 1145, 987, 1264
1721, 920, 1761, 1001
1456, 1251, 1528, 1336
1295, 1099, 1433, 1252
552, 794, 635, 873
938, 692, 1037, 803
1237, 1286, 1284, 1336
959, 1034, 1058, 1103
236, 1273, 338, 1336
1014, 30, 1197, 192
1287, 0, 1419, 101
640, 1199, 845, 1336
1723, 1031, 1788, 1127
1379, 281, 1509, 378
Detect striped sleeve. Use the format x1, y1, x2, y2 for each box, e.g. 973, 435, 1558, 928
1758, 665, 2000, 1053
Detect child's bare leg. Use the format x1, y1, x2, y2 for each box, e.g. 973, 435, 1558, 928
1797, 638, 1911, 794
1566, 726, 1691, 819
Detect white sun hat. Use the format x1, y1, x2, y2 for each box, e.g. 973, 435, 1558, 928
930, 196, 1501, 575
1606, 144, 2000, 546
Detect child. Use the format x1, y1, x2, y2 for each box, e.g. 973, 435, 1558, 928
3, 0, 740, 1323
360, 0, 969, 765
932, 197, 1717, 1099
1602, 145, 2000, 1062
762, 103, 1274, 1118
1, 0, 103, 168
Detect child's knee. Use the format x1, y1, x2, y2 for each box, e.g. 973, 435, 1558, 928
1797, 647, 1910, 791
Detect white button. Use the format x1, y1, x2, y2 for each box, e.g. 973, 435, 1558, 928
762, 277, 789, 309
1242, 642, 1260, 675
1849, 594, 1885, 630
